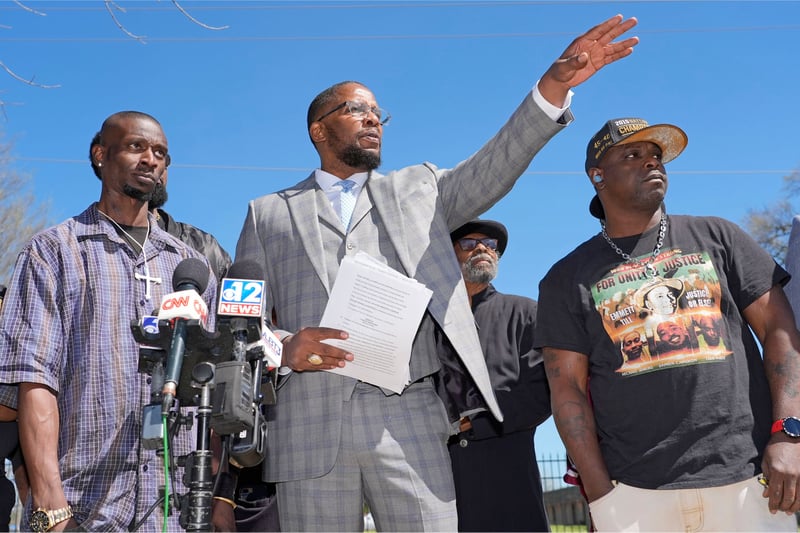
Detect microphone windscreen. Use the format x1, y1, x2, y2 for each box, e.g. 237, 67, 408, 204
225, 260, 265, 282
172, 258, 210, 294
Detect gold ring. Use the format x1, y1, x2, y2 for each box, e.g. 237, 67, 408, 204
307, 354, 323, 366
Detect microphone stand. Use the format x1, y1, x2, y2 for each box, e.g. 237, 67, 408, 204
132, 317, 275, 531
180, 362, 216, 532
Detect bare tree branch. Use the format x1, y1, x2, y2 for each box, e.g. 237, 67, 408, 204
0, 96, 22, 121
104, 0, 147, 44
12, 1, 47, 17
170, 0, 229, 31
5, 0, 229, 91
744, 169, 800, 263
0, 61, 60, 89
783, 169, 800, 197
0, 139, 54, 281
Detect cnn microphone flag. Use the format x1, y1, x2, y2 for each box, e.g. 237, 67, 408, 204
158, 290, 209, 324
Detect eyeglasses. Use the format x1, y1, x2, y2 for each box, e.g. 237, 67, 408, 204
315, 100, 391, 126
457, 237, 498, 251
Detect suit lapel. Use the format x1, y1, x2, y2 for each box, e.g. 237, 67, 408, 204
286, 175, 332, 295
366, 171, 415, 277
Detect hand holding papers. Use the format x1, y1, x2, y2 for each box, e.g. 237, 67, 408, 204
319, 252, 433, 393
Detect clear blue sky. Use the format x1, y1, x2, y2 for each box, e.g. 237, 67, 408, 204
2, 1, 799, 459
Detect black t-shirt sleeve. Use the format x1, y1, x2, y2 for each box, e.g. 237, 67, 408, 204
535, 255, 595, 356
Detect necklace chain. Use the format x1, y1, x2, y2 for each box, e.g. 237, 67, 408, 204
96, 206, 161, 301
601, 213, 667, 278
96, 207, 150, 253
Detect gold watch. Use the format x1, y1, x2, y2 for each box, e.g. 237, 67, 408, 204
29, 506, 73, 532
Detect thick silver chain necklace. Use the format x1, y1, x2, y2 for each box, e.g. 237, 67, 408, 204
601, 212, 667, 278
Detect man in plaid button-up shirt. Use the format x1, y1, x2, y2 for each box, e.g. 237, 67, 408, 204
0, 111, 218, 531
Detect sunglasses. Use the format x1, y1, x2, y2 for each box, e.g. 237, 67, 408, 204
457, 237, 498, 251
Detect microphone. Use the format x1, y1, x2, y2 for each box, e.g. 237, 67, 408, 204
160, 257, 210, 415
247, 317, 283, 370
218, 260, 266, 362
212, 260, 266, 435
218, 260, 281, 369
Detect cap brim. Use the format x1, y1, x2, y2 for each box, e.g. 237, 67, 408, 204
613, 123, 688, 165
589, 195, 605, 219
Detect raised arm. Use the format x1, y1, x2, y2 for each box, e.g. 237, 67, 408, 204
437, 15, 639, 230
538, 14, 639, 107
742, 285, 800, 514
543, 346, 613, 502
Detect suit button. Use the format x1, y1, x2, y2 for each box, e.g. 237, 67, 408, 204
458, 438, 468, 448
346, 243, 354, 250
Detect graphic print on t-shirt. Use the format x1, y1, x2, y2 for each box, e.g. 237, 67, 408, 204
593, 248, 732, 376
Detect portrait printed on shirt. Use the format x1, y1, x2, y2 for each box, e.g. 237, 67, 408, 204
593, 248, 732, 376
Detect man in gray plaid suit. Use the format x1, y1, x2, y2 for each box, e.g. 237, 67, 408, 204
235, 15, 639, 531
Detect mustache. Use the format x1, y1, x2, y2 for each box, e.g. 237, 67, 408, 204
467, 253, 496, 266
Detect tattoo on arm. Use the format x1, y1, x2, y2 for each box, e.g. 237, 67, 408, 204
765, 349, 800, 400
554, 399, 593, 447
543, 351, 560, 379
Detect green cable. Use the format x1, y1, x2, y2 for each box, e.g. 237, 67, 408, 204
162, 414, 170, 533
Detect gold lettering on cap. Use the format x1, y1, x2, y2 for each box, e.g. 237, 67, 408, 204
593, 133, 611, 149
617, 123, 647, 136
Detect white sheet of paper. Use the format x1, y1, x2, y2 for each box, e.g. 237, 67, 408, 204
319, 252, 433, 393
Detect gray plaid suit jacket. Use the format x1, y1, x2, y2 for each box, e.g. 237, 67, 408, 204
235, 92, 571, 482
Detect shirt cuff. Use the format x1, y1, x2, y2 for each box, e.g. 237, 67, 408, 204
274, 330, 294, 376
532, 80, 573, 123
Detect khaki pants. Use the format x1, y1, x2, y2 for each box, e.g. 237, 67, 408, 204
589, 476, 797, 532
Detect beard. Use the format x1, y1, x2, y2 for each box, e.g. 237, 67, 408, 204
461, 253, 497, 284
123, 184, 154, 202
330, 132, 381, 170
149, 182, 168, 209
327, 124, 382, 170
339, 144, 381, 170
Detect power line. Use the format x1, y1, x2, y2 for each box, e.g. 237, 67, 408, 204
13, 157, 794, 176
1, 25, 799, 43
0, 1, 763, 13
1, 1, 798, 42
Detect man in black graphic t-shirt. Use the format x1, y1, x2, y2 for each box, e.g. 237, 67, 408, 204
536, 117, 800, 531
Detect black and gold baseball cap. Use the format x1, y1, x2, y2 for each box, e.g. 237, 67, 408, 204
585, 117, 687, 175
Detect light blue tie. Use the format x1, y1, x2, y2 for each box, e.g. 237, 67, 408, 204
337, 179, 357, 230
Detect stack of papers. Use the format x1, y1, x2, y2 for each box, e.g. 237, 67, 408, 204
319, 252, 433, 393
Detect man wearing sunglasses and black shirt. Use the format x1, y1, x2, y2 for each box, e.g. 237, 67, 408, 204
444, 219, 551, 532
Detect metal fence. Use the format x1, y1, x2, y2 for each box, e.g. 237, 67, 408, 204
538, 453, 590, 531
537, 454, 800, 532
